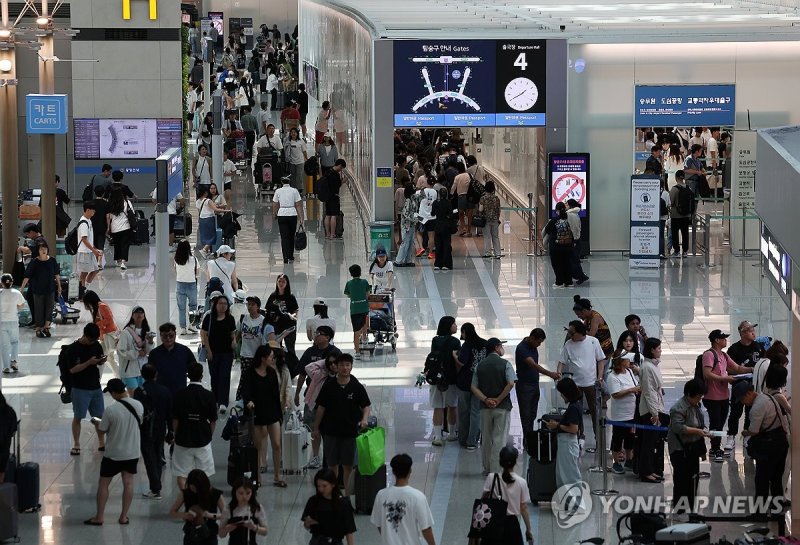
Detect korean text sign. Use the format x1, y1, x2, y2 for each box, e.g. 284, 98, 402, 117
634, 84, 735, 126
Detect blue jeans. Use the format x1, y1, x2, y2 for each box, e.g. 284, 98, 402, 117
176, 281, 198, 328
457, 389, 481, 448
209, 352, 234, 407
396, 226, 415, 263
0, 320, 19, 370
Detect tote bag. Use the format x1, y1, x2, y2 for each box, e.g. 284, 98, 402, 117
467, 473, 508, 541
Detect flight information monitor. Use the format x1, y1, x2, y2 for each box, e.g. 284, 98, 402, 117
74, 118, 183, 160
393, 39, 547, 127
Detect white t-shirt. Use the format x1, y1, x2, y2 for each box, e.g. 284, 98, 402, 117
109, 201, 133, 234
0, 288, 25, 322
417, 188, 437, 222
305, 315, 337, 341
273, 185, 301, 216
175, 256, 198, 283
560, 336, 606, 388
607, 370, 638, 421
370, 485, 434, 545
195, 156, 212, 184
223, 159, 236, 185
706, 136, 718, 161
98, 398, 143, 461
152, 189, 184, 215
256, 133, 283, 152
370, 261, 394, 288
284, 139, 305, 165
197, 198, 215, 219
77, 216, 94, 253
208, 258, 236, 303
482, 473, 530, 516
239, 314, 266, 359
214, 194, 227, 207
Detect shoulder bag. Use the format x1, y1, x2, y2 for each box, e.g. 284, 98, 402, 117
294, 224, 307, 251
468, 473, 508, 541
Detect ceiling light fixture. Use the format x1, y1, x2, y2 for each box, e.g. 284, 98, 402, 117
36, 16, 50, 26
0, 59, 12, 72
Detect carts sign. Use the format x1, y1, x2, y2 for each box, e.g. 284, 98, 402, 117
122, 0, 157, 20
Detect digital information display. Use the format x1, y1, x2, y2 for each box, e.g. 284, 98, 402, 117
393, 40, 546, 127
761, 224, 792, 308
549, 153, 588, 217
74, 118, 183, 160
635, 84, 736, 126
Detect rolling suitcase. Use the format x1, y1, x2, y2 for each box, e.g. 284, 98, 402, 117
527, 419, 558, 503
354, 464, 387, 514
225, 411, 258, 488
281, 413, 309, 474
0, 483, 19, 541
135, 218, 149, 245
12, 427, 39, 512
3, 421, 18, 483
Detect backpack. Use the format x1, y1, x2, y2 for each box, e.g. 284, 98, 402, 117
57, 342, 76, 391
659, 194, 669, 217
82, 175, 96, 202
314, 174, 331, 202
135, 386, 158, 441
466, 174, 485, 204
696, 174, 711, 198
694, 349, 718, 389
64, 219, 89, 255
423, 351, 448, 391
304, 156, 320, 176
206, 277, 225, 298
555, 218, 573, 245
675, 185, 695, 216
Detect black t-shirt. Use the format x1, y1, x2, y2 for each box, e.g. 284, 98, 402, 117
726, 340, 765, 368
431, 335, 461, 383
173, 384, 218, 447
559, 400, 584, 434
266, 293, 299, 332
91, 198, 109, 235
201, 314, 237, 354
183, 487, 222, 535
299, 344, 341, 371
301, 495, 356, 539
317, 376, 371, 437
24, 257, 60, 295
68, 340, 105, 390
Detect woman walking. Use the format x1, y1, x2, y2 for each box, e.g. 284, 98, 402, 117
668, 379, 708, 518
169, 469, 225, 545
478, 181, 502, 258
301, 468, 357, 544
20, 241, 61, 338
193, 144, 213, 193
431, 188, 455, 270
106, 190, 134, 270
200, 294, 237, 413
317, 135, 339, 177
314, 101, 332, 145
82, 291, 119, 374
271, 177, 303, 264
197, 186, 225, 257
266, 274, 299, 355
218, 480, 268, 544
241, 345, 290, 488
117, 306, 154, 395
174, 240, 199, 335
284, 128, 308, 193
479, 446, 533, 545
545, 377, 583, 488
0, 274, 24, 374
543, 202, 573, 288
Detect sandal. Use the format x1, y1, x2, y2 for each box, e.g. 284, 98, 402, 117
35, 330, 44, 338
10, 363, 18, 372
273, 480, 287, 488
83, 519, 103, 526
119, 518, 130, 525
43, 329, 51, 338
70, 447, 81, 456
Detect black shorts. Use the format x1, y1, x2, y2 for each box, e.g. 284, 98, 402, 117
324, 196, 341, 217
100, 457, 139, 478
351, 312, 368, 331
322, 435, 356, 466
0, 438, 10, 472
224, 182, 232, 191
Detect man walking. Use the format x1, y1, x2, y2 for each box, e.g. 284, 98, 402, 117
515, 328, 558, 445
133, 364, 172, 500
172, 362, 218, 489
566, 199, 589, 284
557, 321, 607, 450
76, 201, 103, 301
471, 338, 517, 475
371, 454, 436, 545
84, 378, 143, 526
148, 322, 196, 397
724, 320, 765, 455
669, 170, 692, 258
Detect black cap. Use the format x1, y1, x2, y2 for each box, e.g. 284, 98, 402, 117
246, 295, 261, 307
708, 329, 730, 342
103, 378, 126, 394
486, 337, 504, 350
731, 381, 754, 404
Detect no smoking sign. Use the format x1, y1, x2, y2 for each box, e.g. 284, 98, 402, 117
552, 173, 586, 207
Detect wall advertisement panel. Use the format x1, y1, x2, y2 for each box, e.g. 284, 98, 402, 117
549, 153, 589, 254
629, 175, 662, 268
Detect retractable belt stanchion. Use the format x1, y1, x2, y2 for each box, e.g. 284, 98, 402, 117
590, 382, 618, 496
588, 382, 605, 473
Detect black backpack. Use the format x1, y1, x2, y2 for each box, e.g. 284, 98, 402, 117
694, 349, 718, 389
314, 174, 331, 202
57, 342, 76, 391
82, 175, 96, 202
675, 185, 695, 216
64, 219, 89, 255
304, 156, 320, 176
135, 386, 158, 441
466, 174, 485, 204
423, 352, 448, 391
660, 195, 669, 217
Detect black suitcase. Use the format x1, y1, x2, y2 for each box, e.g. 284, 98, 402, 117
227, 443, 258, 488
527, 419, 558, 503
354, 464, 387, 514
0, 483, 19, 541
174, 214, 193, 238
335, 212, 344, 237
135, 218, 149, 245
15, 462, 40, 512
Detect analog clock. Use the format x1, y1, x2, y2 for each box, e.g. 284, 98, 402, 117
504, 77, 539, 112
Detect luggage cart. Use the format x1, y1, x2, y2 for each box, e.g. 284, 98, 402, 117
360, 290, 397, 355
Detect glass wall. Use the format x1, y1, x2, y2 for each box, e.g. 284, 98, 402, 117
299, 1, 373, 207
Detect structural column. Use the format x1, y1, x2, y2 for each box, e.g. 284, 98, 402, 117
38, 0, 56, 246
0, 47, 18, 269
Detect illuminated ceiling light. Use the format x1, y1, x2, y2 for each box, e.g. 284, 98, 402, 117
0, 29, 10, 39
36, 16, 50, 26
0, 59, 12, 72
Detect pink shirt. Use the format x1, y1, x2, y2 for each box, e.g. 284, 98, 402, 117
702, 348, 738, 401
304, 359, 331, 407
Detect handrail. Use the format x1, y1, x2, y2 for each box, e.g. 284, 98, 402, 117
341, 168, 370, 258
483, 166, 541, 255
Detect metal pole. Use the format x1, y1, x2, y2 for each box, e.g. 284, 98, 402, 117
591, 414, 619, 496
704, 213, 711, 269
155, 206, 169, 328
202, 37, 211, 120
0, 0, 19, 271
526, 193, 536, 257
690, 209, 696, 256
211, 90, 223, 189
589, 384, 605, 473
740, 204, 747, 257
38, 0, 56, 247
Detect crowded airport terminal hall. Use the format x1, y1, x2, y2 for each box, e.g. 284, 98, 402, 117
3, 0, 800, 544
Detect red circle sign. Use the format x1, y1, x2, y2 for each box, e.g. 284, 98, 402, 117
551, 173, 586, 207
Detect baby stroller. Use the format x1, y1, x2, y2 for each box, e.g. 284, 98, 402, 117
361, 289, 397, 355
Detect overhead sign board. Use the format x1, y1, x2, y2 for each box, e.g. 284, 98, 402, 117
393, 40, 547, 127
635, 84, 735, 126
25, 94, 68, 134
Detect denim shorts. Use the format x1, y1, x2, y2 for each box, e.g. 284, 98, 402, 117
121, 376, 144, 390
71, 387, 104, 420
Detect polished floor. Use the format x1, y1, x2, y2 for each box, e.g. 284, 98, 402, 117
1, 122, 791, 544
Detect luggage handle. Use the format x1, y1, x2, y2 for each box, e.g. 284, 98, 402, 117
14, 419, 20, 461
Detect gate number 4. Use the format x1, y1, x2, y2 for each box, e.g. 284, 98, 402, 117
514, 53, 527, 71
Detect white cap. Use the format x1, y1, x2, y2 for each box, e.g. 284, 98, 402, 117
217, 245, 235, 255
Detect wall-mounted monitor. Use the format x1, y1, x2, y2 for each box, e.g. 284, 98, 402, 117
73, 118, 182, 160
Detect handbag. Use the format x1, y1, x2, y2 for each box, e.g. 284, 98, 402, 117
294, 225, 307, 251
746, 396, 788, 458
355, 426, 386, 476
467, 473, 508, 541
58, 385, 71, 404
124, 200, 137, 229
183, 521, 211, 543
198, 313, 211, 363
471, 214, 486, 228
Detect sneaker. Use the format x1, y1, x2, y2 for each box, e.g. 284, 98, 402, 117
427, 252, 436, 259
442, 267, 450, 271
713, 449, 724, 463
446, 432, 458, 442
218, 405, 227, 414
431, 438, 443, 447
552, 283, 564, 289
119, 262, 128, 271
354, 353, 361, 360
187, 326, 198, 334
483, 254, 493, 258
433, 266, 441, 270
142, 491, 162, 500
1, 368, 9, 374
307, 456, 321, 469
724, 435, 735, 452
612, 462, 625, 475
415, 248, 426, 257
465, 445, 478, 451
180, 327, 189, 336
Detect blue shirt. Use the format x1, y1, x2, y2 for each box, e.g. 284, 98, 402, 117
148, 342, 196, 396
515, 342, 539, 385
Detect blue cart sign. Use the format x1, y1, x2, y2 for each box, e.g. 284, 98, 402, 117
635, 85, 735, 126
26, 94, 68, 134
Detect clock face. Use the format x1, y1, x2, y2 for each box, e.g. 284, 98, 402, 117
504, 77, 539, 112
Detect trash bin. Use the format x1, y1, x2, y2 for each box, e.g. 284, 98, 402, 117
368, 221, 394, 258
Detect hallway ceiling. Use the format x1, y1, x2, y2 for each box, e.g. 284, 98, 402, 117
329, 0, 800, 41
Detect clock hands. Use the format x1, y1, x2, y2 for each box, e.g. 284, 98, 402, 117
510, 89, 530, 100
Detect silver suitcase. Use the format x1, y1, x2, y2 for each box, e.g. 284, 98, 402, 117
655, 523, 711, 545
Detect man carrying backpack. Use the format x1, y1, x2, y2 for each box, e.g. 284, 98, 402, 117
699, 330, 752, 463
133, 364, 172, 500
668, 170, 693, 258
